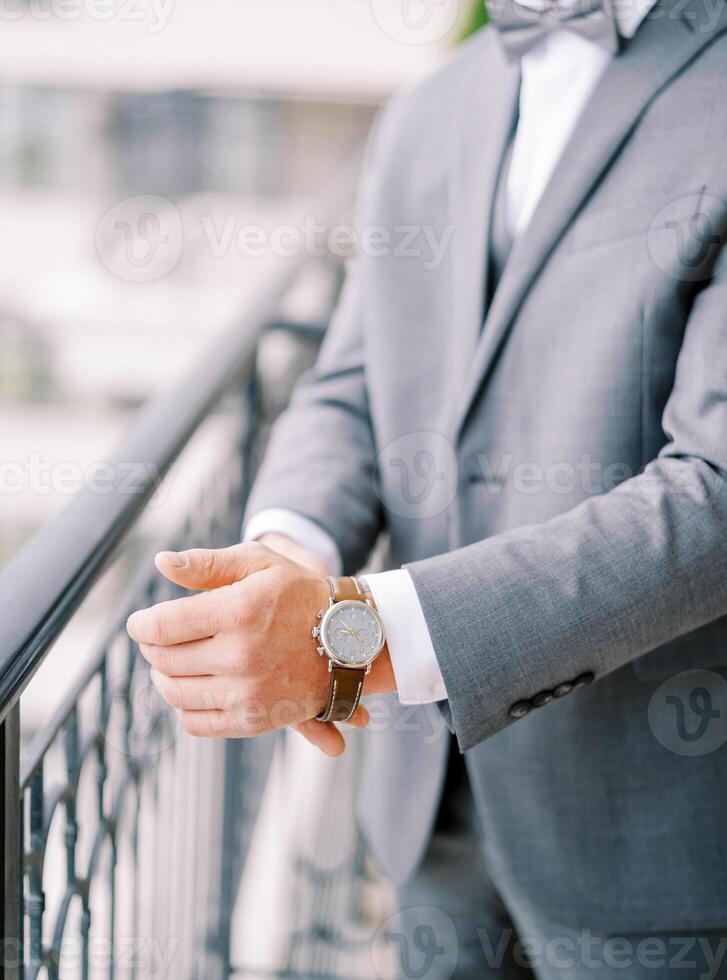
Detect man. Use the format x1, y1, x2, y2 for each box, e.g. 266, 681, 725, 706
127, 0, 727, 975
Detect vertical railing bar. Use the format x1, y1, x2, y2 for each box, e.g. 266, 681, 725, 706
149, 732, 169, 974
178, 729, 194, 977
80, 899, 90, 980
58, 707, 83, 980
213, 740, 244, 980
62, 709, 80, 902
124, 634, 142, 980
2, 705, 23, 980
194, 736, 212, 979
140, 576, 164, 975
148, 751, 162, 977
186, 736, 202, 977
96, 660, 110, 980
108, 835, 117, 980
27, 768, 44, 974
240, 376, 259, 506
156, 689, 177, 973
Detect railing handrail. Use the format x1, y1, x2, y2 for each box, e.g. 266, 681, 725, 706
0, 255, 306, 725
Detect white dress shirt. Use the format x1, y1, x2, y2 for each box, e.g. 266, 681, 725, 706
245, 0, 657, 705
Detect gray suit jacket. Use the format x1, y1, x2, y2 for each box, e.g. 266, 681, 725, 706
247, 0, 727, 931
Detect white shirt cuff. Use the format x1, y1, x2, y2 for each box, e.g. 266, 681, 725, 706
364, 569, 448, 705
243, 508, 343, 576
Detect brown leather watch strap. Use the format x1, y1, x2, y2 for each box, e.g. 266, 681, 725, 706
315, 576, 371, 723
328, 576, 365, 602
316, 575, 386, 721
316, 664, 366, 723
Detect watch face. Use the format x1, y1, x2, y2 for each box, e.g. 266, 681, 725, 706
320, 600, 384, 667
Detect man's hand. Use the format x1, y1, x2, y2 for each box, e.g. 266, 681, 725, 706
126, 542, 371, 757
255, 532, 330, 577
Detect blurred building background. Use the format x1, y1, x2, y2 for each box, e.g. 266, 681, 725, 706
0, 0, 479, 559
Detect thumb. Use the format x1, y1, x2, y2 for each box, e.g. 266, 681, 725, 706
154, 542, 276, 590
294, 705, 369, 758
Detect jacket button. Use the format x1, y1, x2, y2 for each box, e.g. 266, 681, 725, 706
573, 671, 595, 688
509, 700, 532, 720
532, 690, 554, 708
553, 682, 575, 698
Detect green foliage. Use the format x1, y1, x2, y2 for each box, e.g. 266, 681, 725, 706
456, 0, 489, 41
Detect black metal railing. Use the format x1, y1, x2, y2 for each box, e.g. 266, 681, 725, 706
0, 175, 391, 979
12, 389, 263, 980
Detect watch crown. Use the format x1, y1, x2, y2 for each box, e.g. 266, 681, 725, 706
317, 646, 326, 657
311, 626, 320, 638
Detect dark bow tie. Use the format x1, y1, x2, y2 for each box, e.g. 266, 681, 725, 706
486, 0, 621, 60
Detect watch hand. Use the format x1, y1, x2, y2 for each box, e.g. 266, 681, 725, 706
334, 623, 357, 648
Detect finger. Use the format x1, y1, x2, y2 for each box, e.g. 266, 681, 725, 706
294, 719, 346, 757
151, 670, 242, 711
127, 590, 230, 646
346, 704, 370, 729
138, 636, 239, 677
154, 542, 275, 591
177, 709, 229, 739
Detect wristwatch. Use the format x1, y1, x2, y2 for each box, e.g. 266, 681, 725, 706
312, 576, 386, 723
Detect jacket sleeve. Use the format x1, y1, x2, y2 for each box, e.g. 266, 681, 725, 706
244, 123, 388, 573
406, 258, 727, 752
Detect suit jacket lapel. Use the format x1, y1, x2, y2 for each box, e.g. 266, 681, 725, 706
453, 0, 727, 440
447, 37, 520, 423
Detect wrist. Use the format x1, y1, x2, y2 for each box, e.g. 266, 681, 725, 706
259, 532, 330, 576
358, 577, 396, 694
365, 647, 397, 694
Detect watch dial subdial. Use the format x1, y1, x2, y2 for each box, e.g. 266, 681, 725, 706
321, 601, 383, 666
